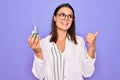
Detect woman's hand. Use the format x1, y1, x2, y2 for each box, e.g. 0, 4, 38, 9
86, 32, 99, 58
28, 34, 43, 59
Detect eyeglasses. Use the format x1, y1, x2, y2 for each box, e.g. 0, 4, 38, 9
57, 13, 74, 20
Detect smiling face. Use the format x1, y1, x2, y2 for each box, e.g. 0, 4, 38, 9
54, 7, 73, 32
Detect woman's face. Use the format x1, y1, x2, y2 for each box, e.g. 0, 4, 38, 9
54, 7, 73, 31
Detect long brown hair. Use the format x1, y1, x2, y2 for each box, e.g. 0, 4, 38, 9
50, 3, 77, 44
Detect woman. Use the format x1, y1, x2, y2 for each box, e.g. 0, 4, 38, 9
28, 3, 98, 80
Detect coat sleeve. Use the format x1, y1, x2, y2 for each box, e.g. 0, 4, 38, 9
81, 53, 96, 78
77, 36, 96, 78
32, 38, 47, 80
32, 55, 46, 80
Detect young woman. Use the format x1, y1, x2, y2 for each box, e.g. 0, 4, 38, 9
28, 3, 98, 80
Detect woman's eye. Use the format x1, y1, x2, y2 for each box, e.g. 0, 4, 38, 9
61, 13, 65, 16
68, 15, 73, 18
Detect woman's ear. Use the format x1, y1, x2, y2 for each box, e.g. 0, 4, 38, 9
54, 16, 56, 22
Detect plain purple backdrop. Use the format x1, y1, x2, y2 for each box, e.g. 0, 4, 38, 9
0, 0, 120, 80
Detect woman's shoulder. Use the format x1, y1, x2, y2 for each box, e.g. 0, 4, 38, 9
75, 35, 85, 44
40, 35, 51, 43
76, 35, 84, 41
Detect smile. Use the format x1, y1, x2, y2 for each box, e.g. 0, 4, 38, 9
61, 22, 69, 26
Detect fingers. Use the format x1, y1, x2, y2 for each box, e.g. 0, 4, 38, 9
28, 34, 33, 46
31, 34, 36, 44
94, 32, 99, 37
34, 35, 40, 46
28, 34, 40, 48
86, 32, 99, 44
86, 32, 99, 38
86, 33, 94, 43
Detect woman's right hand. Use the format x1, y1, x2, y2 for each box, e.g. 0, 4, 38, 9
28, 34, 43, 59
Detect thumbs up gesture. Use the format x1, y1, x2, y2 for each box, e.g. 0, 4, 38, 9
86, 32, 99, 46
86, 32, 99, 58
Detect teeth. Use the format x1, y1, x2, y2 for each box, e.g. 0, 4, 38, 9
62, 22, 68, 26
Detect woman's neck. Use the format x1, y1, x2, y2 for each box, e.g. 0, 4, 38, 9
57, 29, 67, 41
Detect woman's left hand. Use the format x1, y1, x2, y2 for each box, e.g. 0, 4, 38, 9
86, 32, 99, 47
86, 32, 99, 58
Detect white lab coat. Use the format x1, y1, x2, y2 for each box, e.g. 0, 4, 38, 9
32, 35, 96, 80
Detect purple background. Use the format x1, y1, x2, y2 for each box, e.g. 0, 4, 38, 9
0, 0, 120, 80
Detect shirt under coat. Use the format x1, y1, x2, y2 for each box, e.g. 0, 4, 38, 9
32, 35, 96, 80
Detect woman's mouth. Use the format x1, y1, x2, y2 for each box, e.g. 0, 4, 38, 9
61, 22, 68, 26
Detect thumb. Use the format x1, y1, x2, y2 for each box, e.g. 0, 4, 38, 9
94, 32, 99, 37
